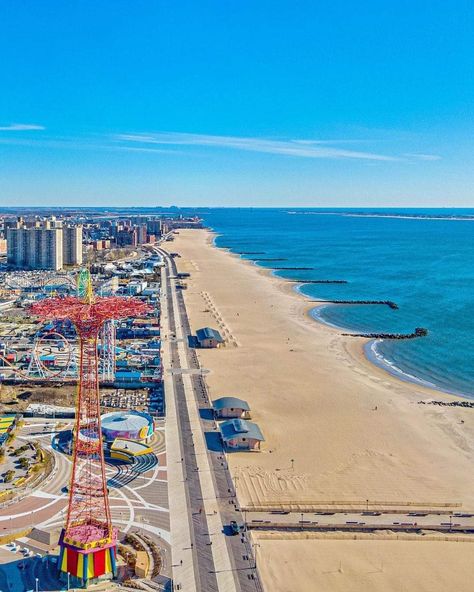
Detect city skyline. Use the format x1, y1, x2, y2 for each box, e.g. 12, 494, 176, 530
1, 1, 473, 206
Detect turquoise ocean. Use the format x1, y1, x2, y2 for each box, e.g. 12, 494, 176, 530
193, 208, 474, 398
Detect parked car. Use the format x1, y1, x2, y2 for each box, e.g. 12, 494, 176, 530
229, 521, 241, 536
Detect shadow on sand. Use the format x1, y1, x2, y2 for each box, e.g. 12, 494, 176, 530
199, 408, 214, 421
204, 431, 224, 452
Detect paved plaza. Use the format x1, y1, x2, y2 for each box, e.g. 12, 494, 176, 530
0, 417, 170, 591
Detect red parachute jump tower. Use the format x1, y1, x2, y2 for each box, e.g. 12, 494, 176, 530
31, 285, 149, 587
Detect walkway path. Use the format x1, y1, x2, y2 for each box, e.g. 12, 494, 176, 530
158, 246, 263, 592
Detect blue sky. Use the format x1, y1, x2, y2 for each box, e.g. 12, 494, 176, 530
0, 0, 473, 207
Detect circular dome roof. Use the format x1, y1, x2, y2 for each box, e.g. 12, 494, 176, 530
101, 411, 151, 433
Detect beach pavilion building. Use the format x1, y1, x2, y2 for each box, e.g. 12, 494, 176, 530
220, 418, 264, 451
213, 397, 251, 419
196, 327, 223, 348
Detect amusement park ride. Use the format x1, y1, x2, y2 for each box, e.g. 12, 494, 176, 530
0, 271, 119, 383
29, 270, 150, 587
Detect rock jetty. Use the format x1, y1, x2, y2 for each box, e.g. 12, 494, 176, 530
290, 279, 348, 284
418, 400, 474, 408
273, 267, 316, 271
253, 258, 288, 261
311, 299, 398, 310
342, 327, 428, 339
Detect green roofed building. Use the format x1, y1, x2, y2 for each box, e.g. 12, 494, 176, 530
220, 419, 264, 451
196, 327, 224, 348
213, 397, 251, 419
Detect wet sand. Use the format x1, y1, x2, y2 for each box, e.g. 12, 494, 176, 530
164, 228, 474, 591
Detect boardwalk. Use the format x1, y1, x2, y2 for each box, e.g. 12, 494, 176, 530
159, 247, 263, 592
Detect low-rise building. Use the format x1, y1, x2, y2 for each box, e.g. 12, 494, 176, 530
196, 327, 223, 348
0, 413, 19, 446
220, 418, 264, 451
134, 551, 149, 578
128, 280, 147, 295
213, 397, 251, 419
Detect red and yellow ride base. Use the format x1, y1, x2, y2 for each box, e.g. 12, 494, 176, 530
58, 529, 117, 587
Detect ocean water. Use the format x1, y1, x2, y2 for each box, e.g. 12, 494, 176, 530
193, 208, 474, 398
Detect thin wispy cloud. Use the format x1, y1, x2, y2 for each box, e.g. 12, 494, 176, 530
113, 145, 183, 155
404, 153, 442, 161
0, 123, 45, 131
0, 127, 441, 164
114, 131, 399, 161
0, 135, 180, 155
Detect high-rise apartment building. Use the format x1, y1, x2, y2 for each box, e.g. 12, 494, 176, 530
115, 228, 136, 247
137, 224, 148, 245
7, 224, 63, 270
6, 218, 83, 270
63, 225, 83, 266
146, 219, 162, 237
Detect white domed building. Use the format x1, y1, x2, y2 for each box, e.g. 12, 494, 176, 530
101, 410, 154, 444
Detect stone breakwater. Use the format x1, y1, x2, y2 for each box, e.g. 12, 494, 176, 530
418, 400, 474, 408
273, 267, 316, 271
291, 279, 348, 284
311, 299, 398, 309
253, 257, 288, 261
343, 327, 428, 339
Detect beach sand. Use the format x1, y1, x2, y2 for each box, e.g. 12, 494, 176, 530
254, 535, 474, 592
165, 229, 474, 591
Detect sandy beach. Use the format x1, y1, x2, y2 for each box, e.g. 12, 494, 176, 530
165, 228, 474, 591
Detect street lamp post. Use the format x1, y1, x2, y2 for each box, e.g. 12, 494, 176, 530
252, 542, 261, 570
35, 578, 39, 592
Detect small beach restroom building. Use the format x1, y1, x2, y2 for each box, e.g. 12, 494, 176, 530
220, 419, 264, 451
213, 397, 251, 419
196, 327, 223, 348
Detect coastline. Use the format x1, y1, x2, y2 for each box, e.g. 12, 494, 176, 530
166, 228, 474, 591
216, 230, 469, 401
211, 226, 474, 404
172, 227, 474, 461
306, 288, 464, 399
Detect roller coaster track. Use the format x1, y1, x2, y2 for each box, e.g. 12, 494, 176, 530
0, 330, 77, 381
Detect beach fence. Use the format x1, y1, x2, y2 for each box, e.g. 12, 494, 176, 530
242, 500, 463, 514
254, 531, 474, 544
